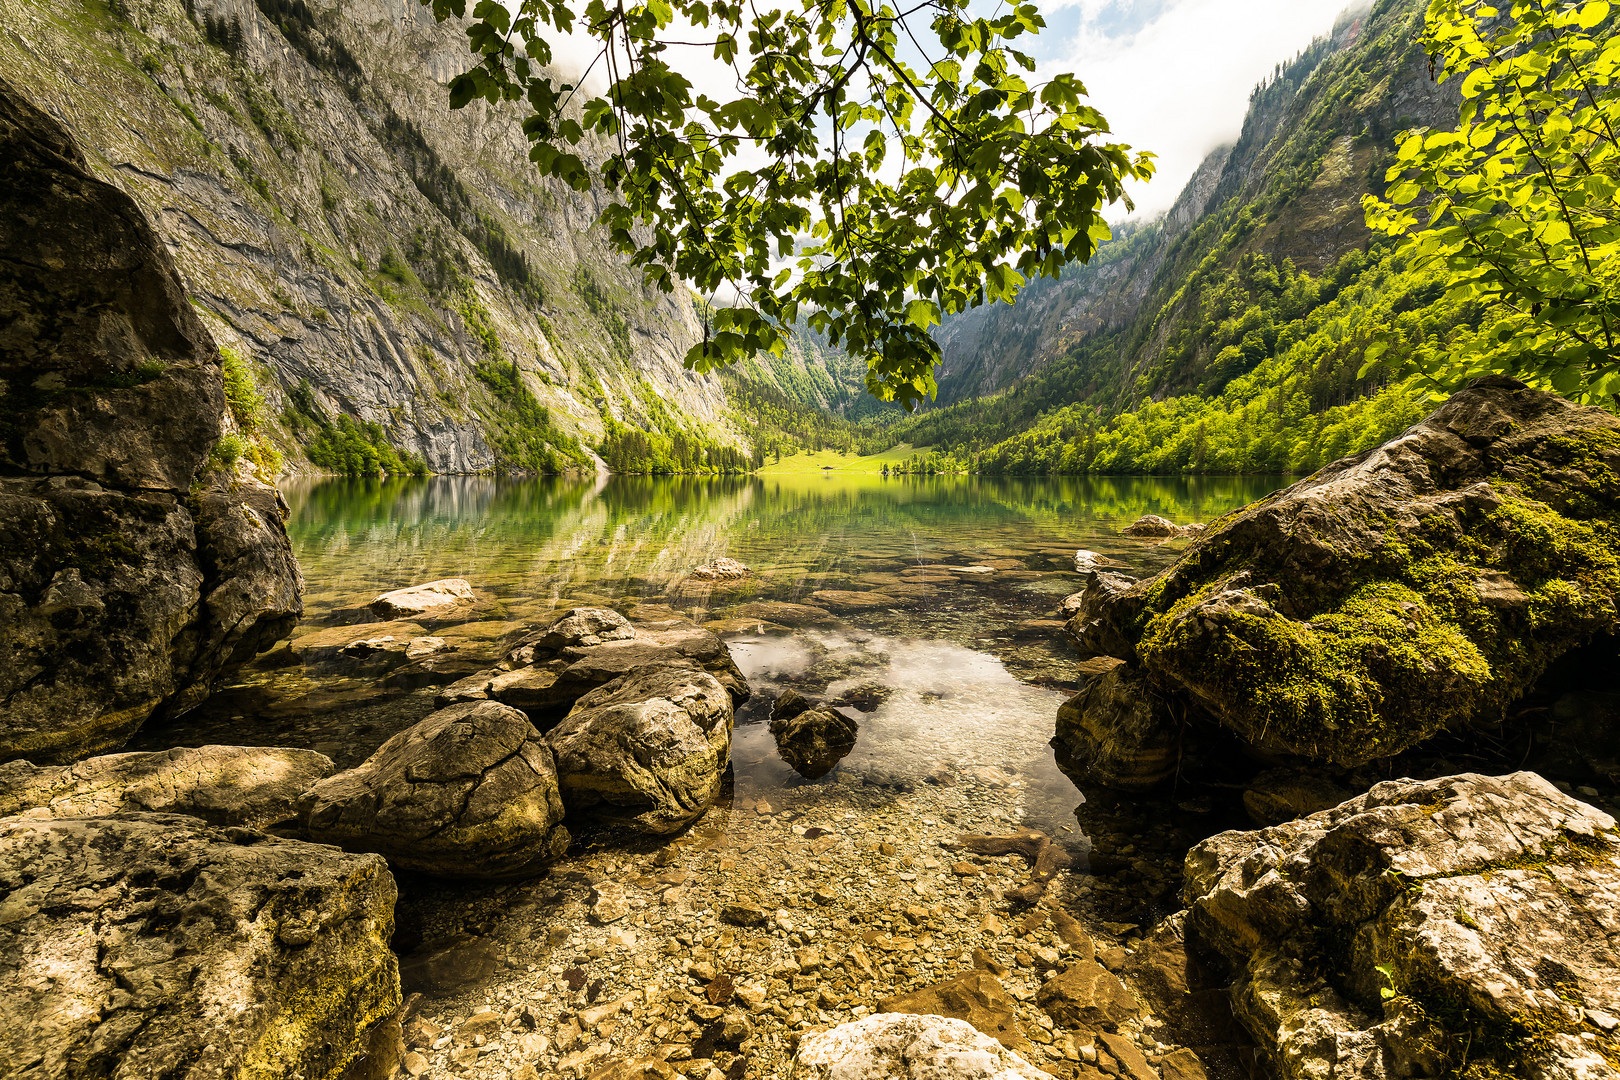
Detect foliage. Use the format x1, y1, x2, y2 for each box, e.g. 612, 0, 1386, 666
218, 345, 282, 474
597, 418, 751, 474
473, 360, 589, 472
419, 0, 1152, 406
1364, 0, 1620, 402
283, 381, 429, 475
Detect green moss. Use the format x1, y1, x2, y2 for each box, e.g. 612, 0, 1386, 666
219, 346, 282, 475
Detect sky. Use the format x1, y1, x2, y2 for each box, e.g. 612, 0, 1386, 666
1028, 0, 1354, 219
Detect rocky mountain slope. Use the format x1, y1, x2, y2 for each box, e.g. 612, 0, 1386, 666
931, 0, 1456, 409
0, 0, 741, 474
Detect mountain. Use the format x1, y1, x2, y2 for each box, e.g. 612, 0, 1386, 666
882, 0, 1500, 475
0, 0, 747, 474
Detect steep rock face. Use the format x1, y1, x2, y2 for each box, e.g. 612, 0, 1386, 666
0, 813, 399, 1080
1183, 772, 1620, 1080
0, 0, 731, 474
0, 76, 301, 764
1059, 379, 1620, 782
932, 0, 1457, 405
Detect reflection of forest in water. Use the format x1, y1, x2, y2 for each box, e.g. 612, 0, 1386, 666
281, 472, 1289, 616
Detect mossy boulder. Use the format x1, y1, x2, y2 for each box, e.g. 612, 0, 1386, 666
0, 77, 300, 764
0, 813, 399, 1080
1183, 772, 1620, 1080
1061, 378, 1620, 782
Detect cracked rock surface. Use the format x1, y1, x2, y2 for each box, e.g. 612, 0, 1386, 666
300, 700, 568, 878
0, 812, 398, 1080
0, 744, 332, 827
547, 662, 734, 835
1184, 771, 1620, 1080
0, 77, 300, 764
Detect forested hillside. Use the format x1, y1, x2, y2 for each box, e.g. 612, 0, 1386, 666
889, 0, 1494, 475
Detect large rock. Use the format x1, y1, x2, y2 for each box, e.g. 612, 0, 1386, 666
771, 708, 859, 780
792, 1014, 1049, 1080
0, 744, 332, 828
506, 607, 635, 661
1051, 659, 1177, 792
1184, 771, 1620, 1080
370, 578, 475, 619
0, 813, 398, 1080
546, 663, 734, 834
878, 972, 1032, 1055
0, 78, 300, 764
299, 701, 568, 878
1064, 379, 1620, 780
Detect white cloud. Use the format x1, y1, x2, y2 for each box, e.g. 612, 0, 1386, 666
1041, 0, 1353, 220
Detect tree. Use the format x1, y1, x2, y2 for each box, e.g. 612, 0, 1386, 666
1363, 0, 1619, 403
419, 0, 1153, 407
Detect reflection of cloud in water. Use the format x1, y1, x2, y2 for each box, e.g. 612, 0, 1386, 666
731, 632, 1082, 831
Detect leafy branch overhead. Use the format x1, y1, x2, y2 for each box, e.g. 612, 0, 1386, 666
1364, 0, 1619, 403
419, 0, 1153, 407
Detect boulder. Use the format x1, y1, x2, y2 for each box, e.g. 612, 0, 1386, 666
1075, 550, 1127, 572
1036, 958, 1143, 1032
551, 626, 751, 707
1065, 379, 1620, 778
0, 78, 300, 764
0, 813, 398, 1080
809, 590, 895, 612
1183, 771, 1620, 1080
0, 744, 332, 827
689, 558, 751, 580
1052, 659, 1177, 791
878, 972, 1032, 1054
1120, 515, 1182, 538
299, 701, 568, 878
791, 1014, 1049, 1080
1240, 767, 1353, 826
546, 664, 734, 834
771, 708, 858, 780
370, 578, 475, 619
770, 690, 815, 725
507, 607, 635, 662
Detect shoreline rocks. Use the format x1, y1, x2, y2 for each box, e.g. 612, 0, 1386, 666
792, 1013, 1051, 1080
547, 663, 735, 834
1061, 379, 1620, 786
1184, 771, 1620, 1080
0, 813, 398, 1080
0, 78, 300, 764
0, 744, 332, 828
300, 701, 569, 879
371, 579, 476, 619
771, 707, 859, 780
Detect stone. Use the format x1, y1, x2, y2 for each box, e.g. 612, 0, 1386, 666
1155, 1049, 1208, 1080
370, 578, 475, 618
1074, 550, 1127, 572
792, 1013, 1050, 1080
1068, 380, 1620, 774
0, 744, 332, 828
1097, 1033, 1158, 1080
720, 903, 768, 927
550, 627, 751, 708
1036, 959, 1142, 1032
0, 80, 300, 764
507, 607, 636, 662
771, 708, 858, 780
299, 701, 569, 878
399, 935, 499, 994
1120, 515, 1183, 538
771, 689, 815, 725
1240, 767, 1352, 826
547, 663, 734, 833
1052, 661, 1177, 791
731, 601, 839, 628
1184, 771, 1620, 1080
879, 971, 1033, 1054
689, 559, 751, 580
586, 1058, 679, 1080
0, 814, 397, 1080
830, 682, 894, 713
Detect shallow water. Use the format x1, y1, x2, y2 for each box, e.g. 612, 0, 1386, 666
136, 471, 1295, 1077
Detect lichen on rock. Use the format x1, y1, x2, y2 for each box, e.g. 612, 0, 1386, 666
1062, 378, 1620, 781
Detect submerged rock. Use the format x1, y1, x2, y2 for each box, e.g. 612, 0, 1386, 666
546, 663, 734, 834
0, 78, 300, 764
1121, 514, 1183, 538
690, 558, 751, 580
370, 578, 475, 619
0, 813, 398, 1080
0, 744, 332, 828
507, 607, 635, 662
1184, 771, 1620, 1080
791, 1013, 1049, 1080
771, 708, 858, 780
1064, 379, 1620, 779
730, 601, 839, 628
878, 972, 1032, 1055
299, 701, 568, 878
1052, 659, 1177, 792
